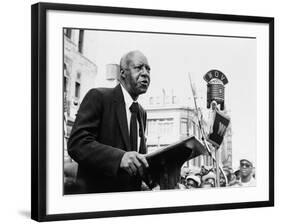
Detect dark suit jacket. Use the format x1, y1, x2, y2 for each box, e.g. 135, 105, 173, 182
67, 84, 147, 193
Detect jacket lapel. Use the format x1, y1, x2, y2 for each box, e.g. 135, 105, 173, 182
113, 84, 130, 151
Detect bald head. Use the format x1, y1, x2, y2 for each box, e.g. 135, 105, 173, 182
120, 50, 148, 71
119, 50, 150, 100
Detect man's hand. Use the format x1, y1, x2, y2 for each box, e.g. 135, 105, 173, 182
120, 151, 149, 176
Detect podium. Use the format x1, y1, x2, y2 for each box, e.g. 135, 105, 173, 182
143, 136, 207, 189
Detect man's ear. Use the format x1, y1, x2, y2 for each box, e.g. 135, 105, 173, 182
120, 69, 126, 79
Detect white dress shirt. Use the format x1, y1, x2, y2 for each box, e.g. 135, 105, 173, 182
120, 84, 140, 151
240, 177, 256, 187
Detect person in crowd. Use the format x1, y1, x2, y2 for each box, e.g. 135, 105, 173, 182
219, 166, 232, 187
199, 165, 209, 176
201, 171, 216, 188
220, 167, 241, 187
227, 170, 240, 186
239, 159, 256, 187
185, 175, 201, 189
234, 169, 241, 181
180, 165, 189, 184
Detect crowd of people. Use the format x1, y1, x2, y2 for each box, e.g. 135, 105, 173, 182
178, 159, 256, 189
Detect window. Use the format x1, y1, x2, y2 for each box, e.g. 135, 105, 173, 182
75, 82, 81, 98
64, 28, 72, 39
180, 118, 188, 136
63, 76, 69, 93
147, 118, 173, 137
78, 30, 84, 53
63, 63, 69, 95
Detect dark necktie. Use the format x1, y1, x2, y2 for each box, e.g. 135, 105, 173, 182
129, 102, 139, 152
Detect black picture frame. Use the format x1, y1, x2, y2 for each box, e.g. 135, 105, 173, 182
31, 2, 274, 222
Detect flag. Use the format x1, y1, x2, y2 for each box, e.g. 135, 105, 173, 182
207, 110, 230, 148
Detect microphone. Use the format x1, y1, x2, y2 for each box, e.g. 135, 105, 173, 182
203, 70, 228, 111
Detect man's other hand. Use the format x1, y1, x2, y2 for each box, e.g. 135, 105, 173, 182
120, 151, 149, 176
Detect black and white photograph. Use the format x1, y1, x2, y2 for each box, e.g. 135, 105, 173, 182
30, 2, 274, 221
63, 28, 257, 194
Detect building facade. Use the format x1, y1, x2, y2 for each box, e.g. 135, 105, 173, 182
63, 28, 98, 163
143, 91, 232, 169
63, 29, 98, 124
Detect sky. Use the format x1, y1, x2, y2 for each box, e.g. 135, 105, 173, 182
81, 29, 257, 169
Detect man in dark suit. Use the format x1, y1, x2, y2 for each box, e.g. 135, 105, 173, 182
67, 50, 150, 193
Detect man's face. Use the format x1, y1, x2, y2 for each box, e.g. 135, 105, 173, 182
121, 52, 150, 99
239, 161, 253, 178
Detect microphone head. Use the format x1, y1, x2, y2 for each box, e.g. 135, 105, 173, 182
204, 69, 228, 111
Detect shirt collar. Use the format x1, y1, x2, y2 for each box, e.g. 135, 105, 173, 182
120, 84, 137, 107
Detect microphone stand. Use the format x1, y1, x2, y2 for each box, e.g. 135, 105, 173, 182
188, 74, 228, 187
